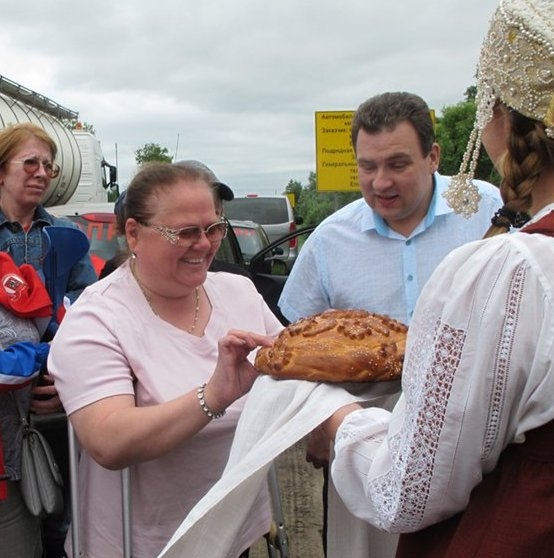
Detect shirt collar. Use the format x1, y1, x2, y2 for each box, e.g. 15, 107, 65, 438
433, 172, 457, 217
0, 205, 52, 227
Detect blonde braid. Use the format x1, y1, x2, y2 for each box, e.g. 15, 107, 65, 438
483, 112, 552, 238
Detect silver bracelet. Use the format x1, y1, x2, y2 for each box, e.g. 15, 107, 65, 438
196, 383, 226, 419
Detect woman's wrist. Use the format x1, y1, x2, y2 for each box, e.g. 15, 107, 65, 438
322, 403, 362, 441
196, 383, 226, 420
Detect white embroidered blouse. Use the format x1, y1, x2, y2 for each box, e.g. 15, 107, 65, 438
331, 204, 554, 533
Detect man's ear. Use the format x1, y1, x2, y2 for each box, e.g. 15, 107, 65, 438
429, 142, 440, 173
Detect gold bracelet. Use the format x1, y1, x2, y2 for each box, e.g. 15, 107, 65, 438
196, 383, 226, 419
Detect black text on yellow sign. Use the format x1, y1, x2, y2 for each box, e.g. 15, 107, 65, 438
315, 111, 358, 192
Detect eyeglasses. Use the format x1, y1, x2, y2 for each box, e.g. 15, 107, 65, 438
143, 220, 228, 247
8, 157, 60, 178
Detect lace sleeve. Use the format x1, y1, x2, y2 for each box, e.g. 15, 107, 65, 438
331, 234, 554, 532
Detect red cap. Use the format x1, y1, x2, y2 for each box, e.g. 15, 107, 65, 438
0, 253, 52, 318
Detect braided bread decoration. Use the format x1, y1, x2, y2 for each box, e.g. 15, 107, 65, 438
255, 309, 408, 382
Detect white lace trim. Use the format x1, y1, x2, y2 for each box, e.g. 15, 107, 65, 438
368, 308, 465, 530
483, 262, 526, 457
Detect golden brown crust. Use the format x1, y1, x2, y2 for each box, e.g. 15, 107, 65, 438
255, 309, 408, 383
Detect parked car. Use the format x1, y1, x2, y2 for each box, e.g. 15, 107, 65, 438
223, 194, 302, 270
247, 226, 314, 323
47, 203, 122, 276
229, 218, 285, 274
229, 219, 270, 264
47, 203, 315, 324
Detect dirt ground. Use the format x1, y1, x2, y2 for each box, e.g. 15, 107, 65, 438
250, 438, 326, 558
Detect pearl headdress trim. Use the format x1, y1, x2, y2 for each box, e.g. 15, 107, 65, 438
444, 0, 554, 217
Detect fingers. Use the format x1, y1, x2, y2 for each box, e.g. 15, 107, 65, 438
305, 453, 328, 469
305, 426, 331, 468
31, 375, 57, 399
30, 395, 64, 414
222, 330, 274, 351
210, 330, 274, 406
30, 373, 62, 411
36, 373, 55, 385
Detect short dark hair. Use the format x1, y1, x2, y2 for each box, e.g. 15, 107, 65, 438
351, 92, 435, 156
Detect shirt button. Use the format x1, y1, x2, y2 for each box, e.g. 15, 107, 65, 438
407, 274, 414, 281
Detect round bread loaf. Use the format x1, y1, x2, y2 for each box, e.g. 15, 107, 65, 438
255, 309, 408, 382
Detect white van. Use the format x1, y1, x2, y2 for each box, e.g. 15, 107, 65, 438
223, 195, 300, 268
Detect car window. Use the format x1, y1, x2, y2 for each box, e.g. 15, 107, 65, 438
223, 198, 289, 225
215, 222, 245, 266
233, 227, 264, 257
248, 225, 316, 324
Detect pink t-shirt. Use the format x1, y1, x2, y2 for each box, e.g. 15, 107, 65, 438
49, 262, 283, 558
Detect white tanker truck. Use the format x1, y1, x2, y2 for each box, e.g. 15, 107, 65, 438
0, 73, 118, 206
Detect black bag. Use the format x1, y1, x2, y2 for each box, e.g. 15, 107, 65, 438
14, 394, 64, 517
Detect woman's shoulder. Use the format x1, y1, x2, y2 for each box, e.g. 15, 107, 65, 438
462, 229, 554, 261
428, 231, 554, 299
72, 264, 133, 309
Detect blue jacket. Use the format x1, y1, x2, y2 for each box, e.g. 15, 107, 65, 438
0, 205, 97, 303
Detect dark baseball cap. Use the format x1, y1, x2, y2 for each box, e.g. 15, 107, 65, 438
174, 160, 234, 201
114, 189, 127, 220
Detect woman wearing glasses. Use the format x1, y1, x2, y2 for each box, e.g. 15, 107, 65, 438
0, 123, 97, 307
48, 162, 283, 558
0, 122, 97, 557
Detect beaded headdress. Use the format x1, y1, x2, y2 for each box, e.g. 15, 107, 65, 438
443, 0, 554, 217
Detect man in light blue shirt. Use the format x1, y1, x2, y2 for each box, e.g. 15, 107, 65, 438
277, 91, 501, 558
279, 92, 501, 326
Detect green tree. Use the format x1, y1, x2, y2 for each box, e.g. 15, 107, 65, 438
135, 143, 173, 165
435, 94, 499, 184
464, 85, 477, 102
291, 172, 361, 226
285, 179, 303, 205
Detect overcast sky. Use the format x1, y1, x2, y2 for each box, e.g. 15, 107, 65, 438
2, 0, 499, 196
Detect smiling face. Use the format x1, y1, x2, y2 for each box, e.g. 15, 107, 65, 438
126, 177, 221, 297
0, 137, 55, 215
355, 122, 439, 236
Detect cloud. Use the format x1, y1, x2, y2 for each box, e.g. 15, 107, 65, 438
2, 0, 498, 195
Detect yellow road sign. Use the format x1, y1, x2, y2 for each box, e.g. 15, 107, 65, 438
315, 111, 358, 192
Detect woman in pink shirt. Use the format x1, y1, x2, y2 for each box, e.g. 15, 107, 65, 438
49, 162, 283, 558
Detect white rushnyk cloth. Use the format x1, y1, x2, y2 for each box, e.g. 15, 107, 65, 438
158, 374, 400, 558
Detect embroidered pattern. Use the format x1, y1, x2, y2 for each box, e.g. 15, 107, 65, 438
483, 262, 526, 457
368, 308, 465, 530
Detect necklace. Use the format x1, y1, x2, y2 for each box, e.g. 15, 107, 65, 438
130, 257, 201, 334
